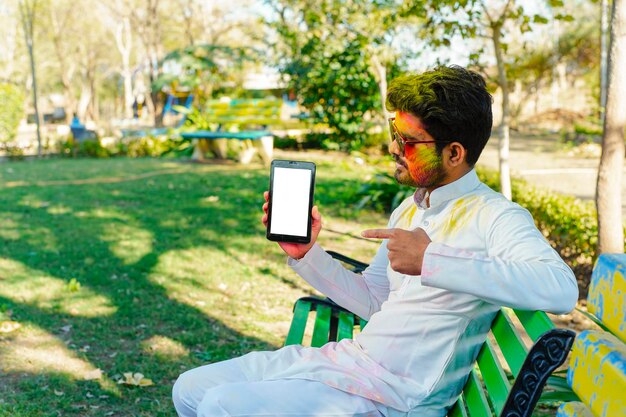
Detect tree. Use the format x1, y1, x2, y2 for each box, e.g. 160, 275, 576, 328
153, 44, 252, 103
596, 0, 625, 254
405, 0, 571, 200
46, 0, 80, 123
18, 0, 43, 158
98, 0, 136, 120
266, 0, 411, 147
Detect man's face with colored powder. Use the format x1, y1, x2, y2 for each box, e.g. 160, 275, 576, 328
390, 112, 447, 189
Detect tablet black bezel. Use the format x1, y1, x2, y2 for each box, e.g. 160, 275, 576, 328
266, 159, 316, 244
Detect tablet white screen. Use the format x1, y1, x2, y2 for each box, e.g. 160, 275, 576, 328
270, 167, 312, 237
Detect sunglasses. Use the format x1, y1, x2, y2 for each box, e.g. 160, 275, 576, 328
388, 117, 449, 153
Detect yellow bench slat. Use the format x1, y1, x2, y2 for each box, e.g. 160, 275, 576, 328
566, 330, 626, 417
587, 254, 626, 343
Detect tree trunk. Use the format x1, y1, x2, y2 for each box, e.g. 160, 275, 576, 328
596, 0, 626, 254
600, 0, 610, 121
114, 17, 134, 119
19, 0, 42, 158
50, 8, 76, 124
368, 52, 391, 141
492, 24, 512, 200
27, 41, 43, 157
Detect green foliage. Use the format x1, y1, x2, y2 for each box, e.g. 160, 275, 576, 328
59, 138, 111, 158
0, 83, 25, 144
59, 136, 186, 159
65, 278, 81, 293
574, 124, 602, 137
154, 44, 253, 102
266, 0, 408, 147
355, 171, 413, 213
124, 136, 181, 158
282, 38, 382, 146
79, 139, 111, 158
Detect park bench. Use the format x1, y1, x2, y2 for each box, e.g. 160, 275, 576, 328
556, 253, 626, 417
285, 251, 576, 417
180, 98, 281, 165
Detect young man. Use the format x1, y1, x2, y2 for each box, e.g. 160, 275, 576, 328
173, 65, 578, 417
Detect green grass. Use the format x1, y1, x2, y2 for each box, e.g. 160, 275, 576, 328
0, 153, 386, 416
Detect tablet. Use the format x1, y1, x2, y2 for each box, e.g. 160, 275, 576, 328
266, 160, 316, 243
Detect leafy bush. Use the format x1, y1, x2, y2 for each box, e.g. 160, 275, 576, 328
60, 138, 110, 158
275, 132, 389, 153
80, 139, 111, 158
125, 136, 178, 157
561, 122, 603, 145
0, 83, 25, 145
58, 135, 187, 159
355, 172, 413, 213
273, 136, 300, 150
356, 165, 608, 294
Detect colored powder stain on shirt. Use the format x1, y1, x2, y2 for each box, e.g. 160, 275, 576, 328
439, 197, 479, 237
398, 204, 417, 229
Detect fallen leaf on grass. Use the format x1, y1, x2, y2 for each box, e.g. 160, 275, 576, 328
54, 390, 64, 396
84, 369, 103, 380
117, 372, 153, 387
0, 321, 21, 333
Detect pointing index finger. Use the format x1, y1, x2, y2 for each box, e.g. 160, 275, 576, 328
361, 228, 395, 239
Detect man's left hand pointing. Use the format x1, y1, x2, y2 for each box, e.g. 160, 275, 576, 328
361, 227, 432, 275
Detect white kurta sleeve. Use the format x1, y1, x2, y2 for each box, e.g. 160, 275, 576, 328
421, 205, 578, 314
288, 242, 390, 320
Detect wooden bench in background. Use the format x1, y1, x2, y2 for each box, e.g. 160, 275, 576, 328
557, 253, 626, 417
285, 251, 576, 417
180, 98, 282, 165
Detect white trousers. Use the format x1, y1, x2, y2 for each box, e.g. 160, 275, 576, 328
172, 351, 385, 417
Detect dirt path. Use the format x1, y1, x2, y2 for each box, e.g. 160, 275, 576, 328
477, 132, 626, 216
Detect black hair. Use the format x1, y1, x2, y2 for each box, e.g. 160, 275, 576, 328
386, 65, 493, 166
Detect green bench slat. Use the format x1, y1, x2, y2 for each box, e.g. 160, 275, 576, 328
491, 311, 528, 376
285, 300, 311, 346
464, 369, 492, 417
359, 318, 368, 331
512, 309, 555, 342
476, 339, 511, 416
337, 311, 354, 341
448, 396, 469, 417
311, 304, 332, 347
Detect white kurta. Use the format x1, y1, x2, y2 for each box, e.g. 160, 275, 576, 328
256, 169, 578, 417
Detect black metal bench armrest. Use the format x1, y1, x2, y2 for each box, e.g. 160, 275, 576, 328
500, 328, 576, 417
326, 250, 369, 273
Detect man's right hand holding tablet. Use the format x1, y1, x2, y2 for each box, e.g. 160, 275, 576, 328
262, 191, 322, 260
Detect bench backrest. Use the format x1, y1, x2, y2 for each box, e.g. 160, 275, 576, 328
558, 254, 626, 417
198, 99, 282, 128
286, 251, 575, 417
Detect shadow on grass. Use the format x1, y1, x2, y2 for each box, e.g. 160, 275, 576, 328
0, 158, 371, 416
